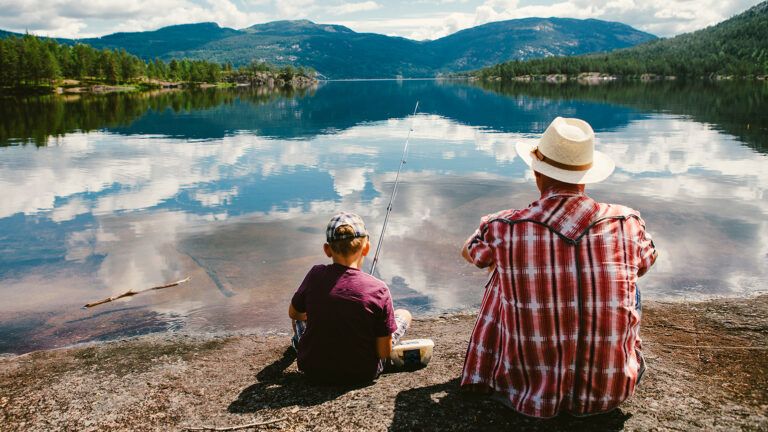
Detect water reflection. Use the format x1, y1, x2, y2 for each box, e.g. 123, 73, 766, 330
4, 80, 767, 154
0, 86, 316, 146
1, 80, 766, 354
477, 80, 768, 154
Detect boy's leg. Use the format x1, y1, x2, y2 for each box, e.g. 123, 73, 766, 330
392, 309, 412, 346
379, 309, 412, 374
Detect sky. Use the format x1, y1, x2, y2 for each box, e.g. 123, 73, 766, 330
0, 0, 762, 41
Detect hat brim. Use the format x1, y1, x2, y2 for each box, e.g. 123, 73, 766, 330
515, 141, 615, 184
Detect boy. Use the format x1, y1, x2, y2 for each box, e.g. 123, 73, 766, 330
289, 212, 411, 384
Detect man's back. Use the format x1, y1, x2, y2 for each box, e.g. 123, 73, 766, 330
462, 190, 656, 417
292, 263, 396, 383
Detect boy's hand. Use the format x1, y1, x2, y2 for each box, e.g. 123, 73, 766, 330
288, 304, 307, 321
376, 335, 393, 359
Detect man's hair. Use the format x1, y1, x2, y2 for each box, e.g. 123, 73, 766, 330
328, 225, 366, 256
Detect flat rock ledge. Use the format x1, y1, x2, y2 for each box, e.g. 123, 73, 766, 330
1, 295, 766, 431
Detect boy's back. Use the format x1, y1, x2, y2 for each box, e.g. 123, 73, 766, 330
291, 263, 396, 383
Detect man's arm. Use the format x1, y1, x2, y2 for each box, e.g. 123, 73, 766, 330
462, 237, 496, 272
461, 215, 497, 270
638, 250, 658, 278
376, 335, 392, 359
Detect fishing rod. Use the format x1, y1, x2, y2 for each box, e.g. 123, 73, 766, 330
369, 101, 419, 276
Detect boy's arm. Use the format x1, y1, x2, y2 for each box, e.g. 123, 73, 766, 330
290, 265, 319, 321
288, 303, 307, 321
376, 335, 392, 359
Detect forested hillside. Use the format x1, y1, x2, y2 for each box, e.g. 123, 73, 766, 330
476, 1, 768, 79
0, 34, 314, 90
0, 35, 226, 87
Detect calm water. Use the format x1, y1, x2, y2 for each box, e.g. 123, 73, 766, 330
1, 80, 767, 354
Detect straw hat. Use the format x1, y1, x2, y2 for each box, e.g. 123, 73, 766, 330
515, 117, 615, 184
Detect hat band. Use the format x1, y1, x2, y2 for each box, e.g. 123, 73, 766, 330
532, 148, 593, 172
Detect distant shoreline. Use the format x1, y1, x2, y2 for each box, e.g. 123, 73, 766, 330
0, 76, 318, 97
466, 72, 768, 84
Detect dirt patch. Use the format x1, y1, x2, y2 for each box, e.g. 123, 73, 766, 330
1, 296, 766, 431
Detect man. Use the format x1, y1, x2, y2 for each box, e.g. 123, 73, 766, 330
460, 117, 657, 418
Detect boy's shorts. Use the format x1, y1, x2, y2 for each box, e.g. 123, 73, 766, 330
291, 313, 409, 351
292, 313, 410, 377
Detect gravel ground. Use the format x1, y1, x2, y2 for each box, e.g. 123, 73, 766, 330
1, 295, 766, 431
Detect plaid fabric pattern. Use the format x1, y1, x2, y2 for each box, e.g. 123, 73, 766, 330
326, 212, 368, 242
461, 190, 656, 418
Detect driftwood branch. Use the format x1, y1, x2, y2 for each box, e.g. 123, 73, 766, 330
83, 277, 191, 309
182, 417, 287, 431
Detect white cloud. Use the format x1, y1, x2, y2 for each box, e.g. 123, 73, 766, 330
362, 0, 762, 41
110, 0, 269, 33
335, 14, 465, 40
0, 0, 269, 38
51, 198, 90, 223
275, 0, 318, 18
0, 0, 761, 39
327, 1, 381, 15
329, 167, 371, 195
193, 187, 239, 207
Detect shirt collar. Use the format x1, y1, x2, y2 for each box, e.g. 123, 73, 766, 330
541, 187, 585, 200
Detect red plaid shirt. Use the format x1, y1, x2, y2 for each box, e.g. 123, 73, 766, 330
461, 189, 656, 418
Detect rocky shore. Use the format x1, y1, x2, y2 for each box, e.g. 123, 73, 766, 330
1, 295, 766, 431
36, 73, 318, 95
475, 72, 768, 84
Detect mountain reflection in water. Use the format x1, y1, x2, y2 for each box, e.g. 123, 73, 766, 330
0, 80, 766, 354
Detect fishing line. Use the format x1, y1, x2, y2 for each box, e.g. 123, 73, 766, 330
369, 101, 419, 276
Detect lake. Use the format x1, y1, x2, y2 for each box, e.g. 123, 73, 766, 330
1, 80, 766, 354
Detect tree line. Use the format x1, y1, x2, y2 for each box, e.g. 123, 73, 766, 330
0, 34, 315, 88
475, 1, 768, 80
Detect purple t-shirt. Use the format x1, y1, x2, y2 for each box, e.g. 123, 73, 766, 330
291, 263, 397, 383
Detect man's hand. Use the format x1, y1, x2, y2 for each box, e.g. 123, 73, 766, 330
638, 250, 658, 277
462, 239, 495, 273
461, 240, 474, 264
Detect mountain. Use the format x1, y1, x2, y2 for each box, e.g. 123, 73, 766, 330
174, 21, 435, 78
0, 29, 24, 39
430, 18, 655, 71
242, 19, 355, 36
477, 1, 768, 78
80, 22, 241, 60
0, 18, 656, 79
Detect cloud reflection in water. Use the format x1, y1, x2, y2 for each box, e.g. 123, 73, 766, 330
0, 86, 766, 354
